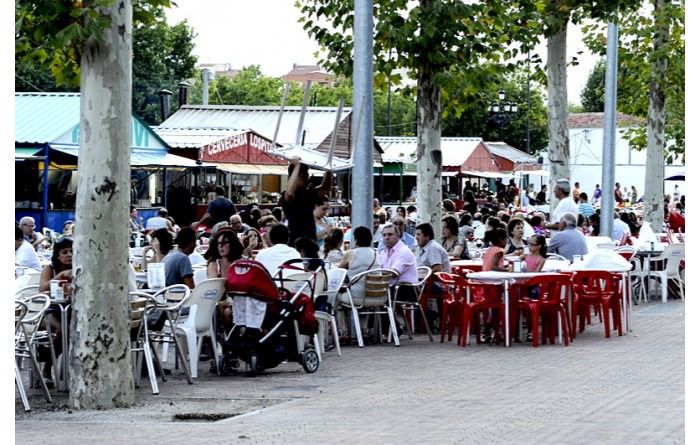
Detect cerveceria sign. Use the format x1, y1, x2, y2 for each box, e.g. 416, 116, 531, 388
199, 130, 285, 165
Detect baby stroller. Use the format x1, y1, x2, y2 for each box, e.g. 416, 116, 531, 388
219, 259, 320, 376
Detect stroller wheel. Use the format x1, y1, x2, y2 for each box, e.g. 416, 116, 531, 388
248, 354, 259, 377
218, 356, 231, 376
301, 349, 319, 374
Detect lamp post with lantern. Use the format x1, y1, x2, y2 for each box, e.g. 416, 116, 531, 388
488, 90, 518, 142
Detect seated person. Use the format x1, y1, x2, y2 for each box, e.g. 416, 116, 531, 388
336, 226, 381, 343
255, 224, 301, 278
38, 237, 73, 387
548, 212, 589, 261
414, 223, 451, 273
15, 225, 41, 271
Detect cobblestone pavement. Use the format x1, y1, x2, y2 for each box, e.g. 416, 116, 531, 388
16, 300, 684, 444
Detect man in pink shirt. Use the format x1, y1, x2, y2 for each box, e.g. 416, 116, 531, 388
378, 223, 417, 285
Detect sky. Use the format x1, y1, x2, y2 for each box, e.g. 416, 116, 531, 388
165, 0, 600, 104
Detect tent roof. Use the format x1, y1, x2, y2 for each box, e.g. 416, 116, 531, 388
376, 137, 484, 167
159, 104, 352, 146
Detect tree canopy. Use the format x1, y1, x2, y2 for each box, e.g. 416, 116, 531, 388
580, 59, 606, 112
15, 0, 197, 125
583, 0, 684, 162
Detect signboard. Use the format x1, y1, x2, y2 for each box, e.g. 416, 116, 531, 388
199, 131, 285, 165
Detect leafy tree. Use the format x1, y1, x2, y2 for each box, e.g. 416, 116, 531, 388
16, 0, 172, 410
580, 59, 606, 112
15, 3, 196, 124
583, 0, 684, 231
133, 12, 198, 124
441, 71, 549, 154
297, 0, 540, 231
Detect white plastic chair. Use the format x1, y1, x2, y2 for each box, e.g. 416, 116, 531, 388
193, 268, 209, 287
648, 244, 684, 303
314, 267, 347, 359
189, 252, 206, 267
546, 253, 569, 262
175, 278, 225, 378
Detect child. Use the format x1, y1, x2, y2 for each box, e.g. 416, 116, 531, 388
482, 228, 509, 272
522, 234, 548, 342
523, 234, 547, 273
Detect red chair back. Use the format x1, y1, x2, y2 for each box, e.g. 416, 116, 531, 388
466, 279, 502, 304
525, 274, 570, 304
572, 270, 617, 300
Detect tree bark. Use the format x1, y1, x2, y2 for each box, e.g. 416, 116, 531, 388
416, 62, 442, 236
69, 0, 134, 409
546, 23, 570, 210
644, 0, 669, 232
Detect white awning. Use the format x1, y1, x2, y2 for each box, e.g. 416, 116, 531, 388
211, 162, 288, 175
48, 144, 200, 167
272, 144, 353, 171
461, 170, 516, 179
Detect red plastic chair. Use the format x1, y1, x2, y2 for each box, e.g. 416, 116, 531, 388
459, 278, 506, 346
571, 271, 623, 338
429, 272, 465, 343
510, 274, 572, 347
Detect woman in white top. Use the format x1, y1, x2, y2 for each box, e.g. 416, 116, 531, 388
335, 226, 380, 342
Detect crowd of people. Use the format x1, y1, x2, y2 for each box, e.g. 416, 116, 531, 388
15, 159, 686, 378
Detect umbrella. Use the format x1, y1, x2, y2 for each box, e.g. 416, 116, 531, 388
664, 171, 685, 181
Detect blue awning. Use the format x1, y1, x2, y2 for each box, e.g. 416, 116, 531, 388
49, 144, 200, 168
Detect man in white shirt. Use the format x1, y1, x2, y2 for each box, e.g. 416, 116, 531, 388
15, 226, 41, 271
255, 224, 301, 278
145, 208, 174, 232
546, 179, 579, 231
612, 212, 631, 242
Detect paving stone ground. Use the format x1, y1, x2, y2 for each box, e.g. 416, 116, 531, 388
16, 300, 684, 444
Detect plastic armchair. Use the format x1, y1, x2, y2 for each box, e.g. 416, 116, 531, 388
173, 278, 225, 378
193, 268, 209, 287
339, 268, 399, 348
429, 272, 465, 344
546, 253, 569, 262
648, 243, 684, 303
392, 266, 434, 342
313, 267, 347, 359
146, 284, 194, 384
511, 274, 572, 347
460, 277, 506, 346
15, 294, 53, 406
571, 270, 623, 338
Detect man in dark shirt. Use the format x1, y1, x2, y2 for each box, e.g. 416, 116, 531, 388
279, 157, 332, 245
191, 186, 237, 230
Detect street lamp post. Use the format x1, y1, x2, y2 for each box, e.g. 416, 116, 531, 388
488, 90, 518, 142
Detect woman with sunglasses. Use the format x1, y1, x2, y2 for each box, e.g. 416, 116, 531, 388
38, 237, 73, 387
205, 228, 244, 339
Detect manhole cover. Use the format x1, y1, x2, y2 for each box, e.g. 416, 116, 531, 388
173, 412, 241, 422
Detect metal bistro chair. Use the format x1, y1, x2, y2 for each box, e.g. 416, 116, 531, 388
392, 266, 434, 342
15, 294, 53, 409
314, 267, 348, 359
146, 284, 194, 384
129, 292, 160, 394
339, 268, 399, 348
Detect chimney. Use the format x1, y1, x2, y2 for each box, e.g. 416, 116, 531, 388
177, 81, 190, 108
202, 68, 214, 105
158, 89, 173, 122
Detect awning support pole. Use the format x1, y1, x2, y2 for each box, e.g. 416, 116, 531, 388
41, 143, 50, 228
162, 167, 168, 208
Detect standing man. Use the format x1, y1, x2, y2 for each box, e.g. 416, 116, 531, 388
191, 186, 237, 230
593, 184, 602, 205
614, 182, 624, 206
572, 182, 581, 203
546, 179, 579, 231
280, 157, 332, 245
